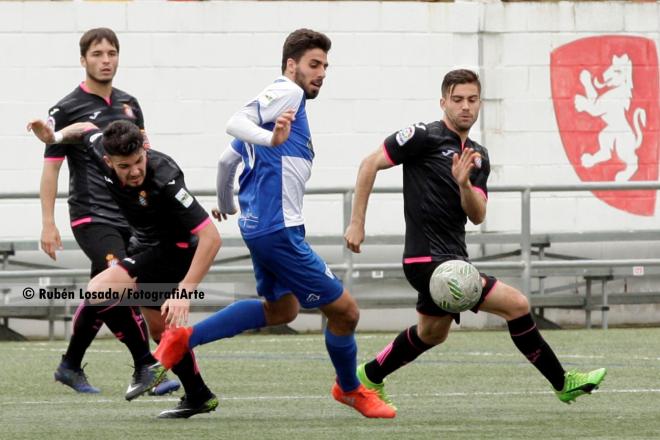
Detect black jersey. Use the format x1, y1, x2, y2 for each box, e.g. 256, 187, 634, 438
81, 130, 210, 248
382, 120, 490, 263
45, 84, 147, 229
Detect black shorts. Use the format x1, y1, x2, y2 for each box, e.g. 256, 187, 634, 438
72, 223, 131, 277
403, 261, 498, 323
119, 243, 196, 309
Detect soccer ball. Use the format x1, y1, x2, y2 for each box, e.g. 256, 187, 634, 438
429, 260, 482, 313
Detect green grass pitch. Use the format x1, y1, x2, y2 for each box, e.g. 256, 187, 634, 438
1, 328, 659, 439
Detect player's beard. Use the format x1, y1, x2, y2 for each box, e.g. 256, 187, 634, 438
87, 71, 114, 85
295, 67, 319, 99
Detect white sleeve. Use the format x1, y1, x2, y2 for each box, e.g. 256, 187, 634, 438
254, 81, 303, 124
216, 146, 242, 214
226, 106, 273, 146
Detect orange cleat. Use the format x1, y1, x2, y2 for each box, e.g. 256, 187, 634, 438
331, 383, 397, 418
154, 327, 193, 370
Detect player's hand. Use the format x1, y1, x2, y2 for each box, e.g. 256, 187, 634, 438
41, 223, 63, 260
344, 223, 365, 253
451, 148, 481, 189
212, 207, 236, 222
27, 119, 55, 144
271, 109, 295, 146
161, 297, 190, 328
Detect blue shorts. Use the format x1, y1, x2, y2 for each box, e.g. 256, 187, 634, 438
244, 225, 344, 309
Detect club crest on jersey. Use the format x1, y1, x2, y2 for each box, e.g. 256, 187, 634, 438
396, 126, 415, 146
138, 190, 148, 207
175, 188, 194, 208
105, 254, 119, 267
123, 104, 136, 119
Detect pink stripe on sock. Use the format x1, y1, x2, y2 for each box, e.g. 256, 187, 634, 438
375, 342, 394, 365
189, 349, 200, 374
130, 307, 147, 342
71, 302, 86, 334
510, 324, 537, 338
96, 300, 121, 314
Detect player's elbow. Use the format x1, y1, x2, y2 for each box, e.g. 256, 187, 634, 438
470, 211, 486, 226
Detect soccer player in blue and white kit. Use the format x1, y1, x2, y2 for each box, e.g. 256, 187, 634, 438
154, 29, 395, 419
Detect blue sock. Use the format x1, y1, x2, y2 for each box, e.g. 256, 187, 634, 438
189, 299, 266, 348
324, 327, 359, 392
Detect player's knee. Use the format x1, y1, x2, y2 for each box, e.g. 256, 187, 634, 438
264, 302, 298, 326
417, 324, 448, 346
508, 290, 531, 319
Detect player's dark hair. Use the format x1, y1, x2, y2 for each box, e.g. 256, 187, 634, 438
102, 121, 143, 157
281, 29, 331, 73
441, 69, 481, 98
80, 28, 120, 57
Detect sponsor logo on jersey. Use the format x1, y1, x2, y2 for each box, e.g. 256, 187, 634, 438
103, 175, 114, 184
395, 125, 415, 146
258, 92, 277, 108
123, 257, 136, 265
89, 111, 101, 120
441, 150, 454, 157
49, 108, 60, 116
167, 179, 176, 185
174, 188, 194, 208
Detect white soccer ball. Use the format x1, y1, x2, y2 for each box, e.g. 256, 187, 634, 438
429, 260, 482, 313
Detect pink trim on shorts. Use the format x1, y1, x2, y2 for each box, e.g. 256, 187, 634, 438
472, 186, 488, 200
191, 217, 211, 234
80, 82, 111, 105
45, 157, 65, 162
176, 242, 190, 249
375, 342, 394, 366
71, 217, 92, 228
381, 144, 396, 166
403, 256, 433, 264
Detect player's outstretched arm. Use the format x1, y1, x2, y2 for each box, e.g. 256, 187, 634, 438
162, 221, 221, 327
27, 119, 98, 144
344, 145, 394, 253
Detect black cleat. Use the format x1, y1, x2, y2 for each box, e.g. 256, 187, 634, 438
54, 358, 100, 394
157, 393, 219, 419
125, 362, 166, 401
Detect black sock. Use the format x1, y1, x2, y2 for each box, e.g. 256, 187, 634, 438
171, 349, 211, 402
63, 303, 103, 370
364, 325, 434, 384
508, 313, 565, 390
94, 300, 156, 367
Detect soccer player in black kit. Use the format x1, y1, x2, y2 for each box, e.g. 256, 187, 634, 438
42, 28, 179, 396
344, 69, 606, 413
29, 118, 221, 418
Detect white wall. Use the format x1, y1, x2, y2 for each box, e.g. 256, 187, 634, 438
1, 0, 659, 243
